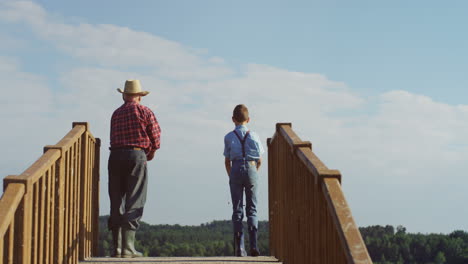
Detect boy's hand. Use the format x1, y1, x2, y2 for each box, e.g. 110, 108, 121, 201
257, 158, 262, 170
224, 157, 231, 177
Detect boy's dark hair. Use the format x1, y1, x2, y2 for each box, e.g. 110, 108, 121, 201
233, 104, 249, 123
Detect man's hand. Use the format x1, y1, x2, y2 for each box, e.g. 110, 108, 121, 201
147, 150, 156, 161
256, 158, 262, 170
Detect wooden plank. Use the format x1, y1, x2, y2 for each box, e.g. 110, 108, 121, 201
4, 150, 61, 185
0, 233, 3, 264
65, 149, 71, 262
73, 144, 78, 264
323, 178, 372, 264
55, 151, 65, 264
74, 142, 80, 264
54, 125, 85, 153
278, 124, 302, 148
47, 164, 55, 263
88, 138, 93, 257
33, 183, 39, 264
85, 141, 90, 257
0, 184, 24, 237
80, 256, 282, 264
20, 180, 33, 264
38, 178, 45, 264
49, 165, 56, 264
88, 140, 93, 257
7, 221, 13, 264
79, 133, 88, 261
44, 170, 51, 264
92, 138, 101, 257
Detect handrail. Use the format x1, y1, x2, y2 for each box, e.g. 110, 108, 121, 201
0, 122, 100, 264
268, 123, 372, 264
0, 183, 25, 237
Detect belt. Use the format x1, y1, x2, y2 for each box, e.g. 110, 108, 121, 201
235, 160, 257, 166
232, 159, 257, 165
109, 147, 143, 151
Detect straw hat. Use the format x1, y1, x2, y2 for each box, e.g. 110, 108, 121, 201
117, 80, 149, 96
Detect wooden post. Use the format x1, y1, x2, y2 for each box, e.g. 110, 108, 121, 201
267, 137, 273, 257
3, 176, 33, 264
44, 146, 65, 264
77, 127, 88, 260
92, 138, 101, 257
0, 232, 3, 263
48, 166, 56, 264
8, 222, 14, 264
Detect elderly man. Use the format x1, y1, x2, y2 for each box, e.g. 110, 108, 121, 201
108, 80, 161, 258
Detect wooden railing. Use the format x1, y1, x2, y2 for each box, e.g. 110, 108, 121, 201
268, 123, 372, 264
0, 122, 100, 264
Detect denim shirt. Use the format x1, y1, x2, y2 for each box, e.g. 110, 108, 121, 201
224, 125, 264, 161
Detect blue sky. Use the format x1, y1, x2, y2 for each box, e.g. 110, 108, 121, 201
1, 0, 468, 234
34, 0, 468, 102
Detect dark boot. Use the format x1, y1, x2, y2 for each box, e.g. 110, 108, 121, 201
249, 227, 260, 256
111, 228, 122, 257
234, 232, 247, 257
122, 228, 143, 258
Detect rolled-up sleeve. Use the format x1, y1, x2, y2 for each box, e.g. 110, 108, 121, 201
223, 135, 231, 159
255, 133, 264, 155
146, 110, 161, 152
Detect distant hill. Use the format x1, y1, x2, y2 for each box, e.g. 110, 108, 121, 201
360, 225, 468, 264
98, 216, 269, 257
98, 216, 468, 263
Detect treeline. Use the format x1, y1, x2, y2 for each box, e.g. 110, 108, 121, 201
98, 216, 269, 257
98, 216, 468, 263
361, 225, 468, 264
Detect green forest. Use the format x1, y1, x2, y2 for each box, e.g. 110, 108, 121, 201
98, 216, 269, 257
360, 225, 468, 264
98, 216, 468, 263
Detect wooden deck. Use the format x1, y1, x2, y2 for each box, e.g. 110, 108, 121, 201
80, 256, 281, 264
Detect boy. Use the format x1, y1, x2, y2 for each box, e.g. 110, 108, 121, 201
223, 104, 264, 257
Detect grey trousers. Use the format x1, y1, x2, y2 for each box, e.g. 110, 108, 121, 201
108, 149, 148, 231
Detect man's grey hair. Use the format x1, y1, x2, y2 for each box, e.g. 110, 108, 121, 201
123, 94, 140, 102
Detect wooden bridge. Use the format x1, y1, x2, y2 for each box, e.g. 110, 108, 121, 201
0, 122, 372, 264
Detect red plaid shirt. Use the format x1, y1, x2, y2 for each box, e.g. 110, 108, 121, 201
110, 101, 161, 152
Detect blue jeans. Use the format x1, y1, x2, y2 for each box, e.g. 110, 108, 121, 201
229, 159, 259, 233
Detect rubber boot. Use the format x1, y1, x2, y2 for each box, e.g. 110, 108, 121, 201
111, 228, 122, 257
234, 232, 247, 257
122, 228, 143, 258
249, 227, 260, 256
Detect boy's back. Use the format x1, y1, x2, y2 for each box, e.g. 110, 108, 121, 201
224, 126, 263, 163
223, 104, 264, 257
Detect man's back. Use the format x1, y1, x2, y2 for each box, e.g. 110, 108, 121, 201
110, 101, 161, 152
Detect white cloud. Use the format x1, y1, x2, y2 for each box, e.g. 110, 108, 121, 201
0, 1, 234, 80
310, 90, 468, 232
0, 56, 52, 114
1, 1, 468, 233
0, 33, 26, 50
0, 55, 70, 177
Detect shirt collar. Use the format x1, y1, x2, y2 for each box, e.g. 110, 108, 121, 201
235, 124, 248, 131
